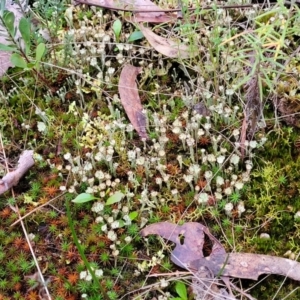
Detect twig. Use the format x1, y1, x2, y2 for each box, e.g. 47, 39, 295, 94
0, 150, 35, 194
10, 192, 66, 227
74, 0, 259, 13
147, 271, 191, 277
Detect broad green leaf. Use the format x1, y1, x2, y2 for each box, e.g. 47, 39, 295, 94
72, 193, 98, 203
112, 19, 122, 40
19, 17, 31, 55
10, 53, 27, 68
129, 211, 138, 221
36, 43, 46, 62
175, 282, 187, 300
3, 11, 15, 37
105, 191, 124, 205
128, 31, 144, 42
0, 43, 17, 51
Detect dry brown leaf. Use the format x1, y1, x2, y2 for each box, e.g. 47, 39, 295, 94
141, 221, 300, 284
243, 51, 265, 140
188, 252, 300, 282
140, 222, 225, 268
141, 222, 233, 299
75, 0, 177, 23
118, 64, 148, 139
128, 14, 177, 23
0, 150, 35, 194
75, 0, 164, 16
139, 24, 197, 59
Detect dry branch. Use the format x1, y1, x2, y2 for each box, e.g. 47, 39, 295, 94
0, 150, 34, 194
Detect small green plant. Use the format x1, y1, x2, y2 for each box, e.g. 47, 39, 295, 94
278, 174, 287, 185
230, 191, 241, 204
222, 218, 231, 228
0, 279, 8, 289
107, 291, 118, 300
171, 281, 188, 300
112, 19, 122, 43
128, 30, 144, 42
72, 191, 124, 205
0, 6, 48, 85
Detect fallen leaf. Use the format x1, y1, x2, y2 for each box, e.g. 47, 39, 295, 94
82, 0, 164, 15
140, 222, 225, 268
141, 221, 300, 296
243, 51, 265, 141
129, 14, 177, 23
141, 222, 232, 299
118, 64, 148, 139
75, 0, 176, 20
191, 267, 237, 300
139, 24, 197, 59
0, 150, 35, 194
188, 252, 300, 281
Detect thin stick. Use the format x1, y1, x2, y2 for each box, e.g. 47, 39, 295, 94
147, 271, 191, 277
10, 192, 66, 227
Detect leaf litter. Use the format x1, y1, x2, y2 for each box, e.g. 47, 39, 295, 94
141, 222, 300, 300
139, 23, 197, 59
118, 64, 148, 139
74, 0, 177, 22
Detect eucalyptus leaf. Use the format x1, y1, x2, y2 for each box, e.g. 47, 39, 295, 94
128, 31, 144, 42
105, 191, 124, 205
10, 52, 26, 68
72, 193, 98, 203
